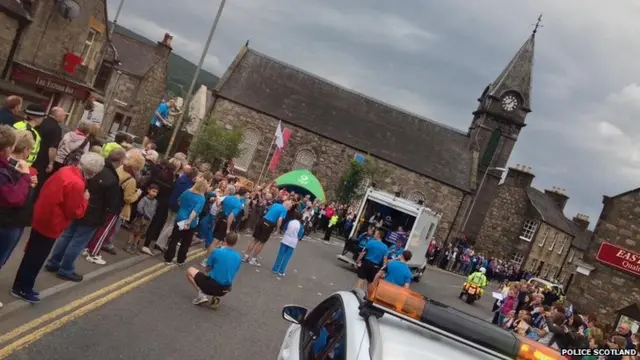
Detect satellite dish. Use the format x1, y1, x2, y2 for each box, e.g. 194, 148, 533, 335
56, 0, 81, 20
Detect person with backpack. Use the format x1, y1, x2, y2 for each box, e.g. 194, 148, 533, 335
53, 122, 91, 173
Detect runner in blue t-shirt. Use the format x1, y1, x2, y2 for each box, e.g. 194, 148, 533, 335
376, 250, 413, 288
355, 229, 389, 293
187, 232, 241, 309
243, 200, 292, 266
211, 186, 247, 250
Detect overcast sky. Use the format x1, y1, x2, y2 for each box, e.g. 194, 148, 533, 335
110, 0, 640, 226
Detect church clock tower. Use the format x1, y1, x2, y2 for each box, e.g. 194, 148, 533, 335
462, 20, 539, 242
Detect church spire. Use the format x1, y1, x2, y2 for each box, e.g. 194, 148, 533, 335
487, 14, 540, 112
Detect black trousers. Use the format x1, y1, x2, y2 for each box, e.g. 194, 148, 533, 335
13, 229, 55, 292
164, 222, 194, 264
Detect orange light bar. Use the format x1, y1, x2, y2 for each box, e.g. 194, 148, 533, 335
516, 336, 563, 360
367, 280, 426, 320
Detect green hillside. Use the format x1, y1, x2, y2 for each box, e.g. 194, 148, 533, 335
111, 24, 220, 98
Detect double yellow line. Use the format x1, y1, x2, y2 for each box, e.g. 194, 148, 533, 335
0, 249, 207, 359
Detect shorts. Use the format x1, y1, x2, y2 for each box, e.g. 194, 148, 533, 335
357, 260, 382, 283
253, 220, 275, 243
194, 272, 231, 297
146, 125, 163, 140
213, 216, 228, 241
131, 216, 151, 236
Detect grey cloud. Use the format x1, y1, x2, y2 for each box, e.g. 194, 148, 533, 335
109, 0, 640, 227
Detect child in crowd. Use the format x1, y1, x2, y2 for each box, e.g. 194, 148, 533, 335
272, 211, 304, 277
375, 250, 413, 288
186, 232, 241, 310
126, 184, 158, 254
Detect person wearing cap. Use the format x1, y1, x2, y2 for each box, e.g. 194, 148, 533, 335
13, 104, 46, 166
33, 107, 64, 179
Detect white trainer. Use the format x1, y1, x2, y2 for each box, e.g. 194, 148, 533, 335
86, 255, 107, 265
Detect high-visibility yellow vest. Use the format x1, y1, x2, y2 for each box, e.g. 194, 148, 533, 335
100, 142, 122, 158
13, 121, 41, 166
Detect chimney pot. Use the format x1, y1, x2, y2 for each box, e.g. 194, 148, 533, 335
162, 33, 173, 47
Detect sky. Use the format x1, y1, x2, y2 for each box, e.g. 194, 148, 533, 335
109, 0, 640, 227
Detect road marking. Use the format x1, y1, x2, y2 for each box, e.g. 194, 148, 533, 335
0, 249, 206, 354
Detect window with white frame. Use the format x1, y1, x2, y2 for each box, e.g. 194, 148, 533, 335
539, 227, 549, 247
519, 219, 538, 241
529, 258, 539, 272
548, 266, 558, 281
558, 271, 566, 283
291, 149, 315, 170
234, 129, 261, 171
568, 248, 576, 263
557, 235, 568, 254
542, 264, 550, 278
511, 253, 525, 267
407, 191, 426, 203
548, 232, 558, 251
81, 29, 98, 66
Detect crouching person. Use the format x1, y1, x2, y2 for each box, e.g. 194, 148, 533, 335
185, 232, 241, 310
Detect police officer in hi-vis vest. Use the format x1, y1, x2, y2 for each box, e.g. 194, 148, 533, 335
13, 104, 46, 166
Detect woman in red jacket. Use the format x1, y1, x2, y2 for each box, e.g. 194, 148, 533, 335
11, 152, 105, 303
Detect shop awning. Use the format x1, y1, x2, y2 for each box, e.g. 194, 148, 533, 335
0, 79, 48, 101
274, 169, 326, 201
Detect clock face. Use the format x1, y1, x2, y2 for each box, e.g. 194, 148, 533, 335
501, 94, 519, 112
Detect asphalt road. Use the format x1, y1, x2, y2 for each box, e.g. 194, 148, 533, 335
0, 234, 497, 360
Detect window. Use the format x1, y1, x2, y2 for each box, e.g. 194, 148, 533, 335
529, 258, 539, 272
93, 62, 113, 92
519, 219, 538, 241
557, 235, 567, 254
558, 271, 567, 283
299, 296, 346, 359
548, 266, 558, 281
548, 233, 558, 251
538, 227, 549, 247
511, 253, 525, 267
541, 264, 550, 278
234, 129, 260, 171
407, 191, 425, 203
292, 149, 315, 170
81, 29, 98, 66
567, 248, 576, 263
108, 112, 132, 134
480, 128, 502, 167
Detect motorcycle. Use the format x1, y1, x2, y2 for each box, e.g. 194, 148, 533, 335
459, 282, 483, 304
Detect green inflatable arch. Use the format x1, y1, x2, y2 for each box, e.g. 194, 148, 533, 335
274, 169, 326, 202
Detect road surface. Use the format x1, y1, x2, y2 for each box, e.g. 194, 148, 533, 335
0, 234, 496, 359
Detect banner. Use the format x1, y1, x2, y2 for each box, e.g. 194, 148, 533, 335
268, 127, 291, 172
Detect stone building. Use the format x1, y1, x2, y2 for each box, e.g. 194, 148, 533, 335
88, 30, 171, 136
557, 214, 593, 290
0, 0, 108, 123
474, 164, 578, 276
566, 187, 640, 323
205, 28, 539, 242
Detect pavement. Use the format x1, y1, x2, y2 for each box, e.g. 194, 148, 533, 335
0, 232, 498, 360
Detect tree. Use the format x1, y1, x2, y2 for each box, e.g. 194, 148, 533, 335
362, 154, 391, 186
335, 160, 367, 205
188, 119, 244, 167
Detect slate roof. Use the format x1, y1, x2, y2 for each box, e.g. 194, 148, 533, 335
0, 0, 30, 20
525, 187, 574, 234
487, 34, 535, 111
571, 229, 593, 251
216, 48, 473, 191
110, 32, 162, 77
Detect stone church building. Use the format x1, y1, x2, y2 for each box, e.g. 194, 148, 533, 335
206, 29, 539, 242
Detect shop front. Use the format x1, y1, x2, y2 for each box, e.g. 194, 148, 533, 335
8, 61, 93, 124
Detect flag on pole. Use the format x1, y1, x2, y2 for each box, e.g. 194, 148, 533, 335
268, 121, 291, 172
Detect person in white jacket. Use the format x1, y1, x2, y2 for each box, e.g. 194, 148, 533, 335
53, 122, 91, 172
271, 212, 304, 277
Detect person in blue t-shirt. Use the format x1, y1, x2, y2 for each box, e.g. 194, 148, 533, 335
143, 99, 176, 147
376, 250, 413, 288
355, 229, 389, 293
211, 185, 247, 250
164, 177, 207, 265
187, 232, 241, 309
243, 199, 292, 266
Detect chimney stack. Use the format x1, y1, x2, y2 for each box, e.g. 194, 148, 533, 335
504, 164, 535, 188
544, 186, 569, 211
161, 33, 173, 47
572, 213, 590, 231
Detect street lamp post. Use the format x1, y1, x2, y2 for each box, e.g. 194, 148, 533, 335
109, 0, 125, 37
164, 0, 227, 157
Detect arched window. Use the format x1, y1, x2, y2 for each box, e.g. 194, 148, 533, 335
292, 149, 316, 170
481, 128, 502, 167
407, 191, 425, 203
234, 129, 260, 171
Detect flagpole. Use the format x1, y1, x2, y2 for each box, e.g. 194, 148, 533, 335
257, 134, 276, 185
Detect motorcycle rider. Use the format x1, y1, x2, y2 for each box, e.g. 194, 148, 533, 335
461, 267, 488, 298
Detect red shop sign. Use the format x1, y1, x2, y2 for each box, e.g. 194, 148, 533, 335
596, 241, 640, 277
10, 65, 90, 99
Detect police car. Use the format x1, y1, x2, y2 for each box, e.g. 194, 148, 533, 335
277, 281, 563, 360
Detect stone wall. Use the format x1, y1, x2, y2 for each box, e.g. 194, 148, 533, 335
0, 13, 18, 75
474, 184, 533, 262
209, 98, 466, 242
94, 71, 140, 133
14, 0, 107, 83
525, 224, 572, 280
130, 59, 166, 137
566, 191, 640, 320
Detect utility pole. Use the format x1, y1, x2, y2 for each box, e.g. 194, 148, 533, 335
109, 0, 125, 36
165, 0, 227, 157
